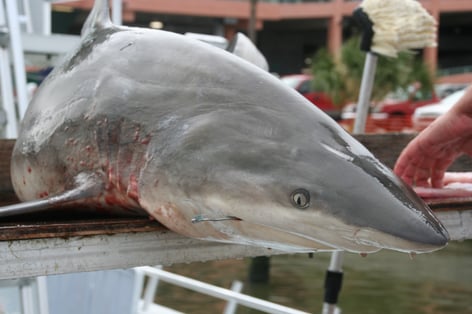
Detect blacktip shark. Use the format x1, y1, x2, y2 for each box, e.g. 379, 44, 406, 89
0, 0, 448, 254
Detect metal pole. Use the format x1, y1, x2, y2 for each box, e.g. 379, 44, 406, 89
321, 251, 343, 314
20, 0, 32, 33
5, 0, 29, 119
42, 1, 51, 35
111, 0, 122, 26
248, 0, 257, 43
248, 256, 270, 283
0, 1, 18, 138
353, 52, 378, 134
223, 280, 243, 314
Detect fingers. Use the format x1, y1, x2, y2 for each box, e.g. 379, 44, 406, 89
430, 156, 457, 188
393, 140, 419, 184
395, 155, 450, 188
393, 125, 463, 188
430, 167, 445, 188
393, 158, 411, 184
394, 144, 433, 187
394, 144, 455, 188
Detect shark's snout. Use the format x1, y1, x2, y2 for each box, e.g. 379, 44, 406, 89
320, 153, 450, 253
373, 180, 450, 250
356, 203, 449, 253
412, 218, 450, 247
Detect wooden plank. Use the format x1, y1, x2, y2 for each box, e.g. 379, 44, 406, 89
0, 229, 285, 280
435, 210, 472, 241
428, 197, 472, 212
0, 217, 164, 241
0, 209, 470, 280
0, 139, 17, 205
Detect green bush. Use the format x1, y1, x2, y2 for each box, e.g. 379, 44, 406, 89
311, 36, 434, 106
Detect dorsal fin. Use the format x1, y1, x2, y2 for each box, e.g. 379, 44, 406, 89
226, 33, 269, 71
81, 0, 113, 38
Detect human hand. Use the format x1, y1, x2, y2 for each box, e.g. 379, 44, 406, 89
394, 111, 472, 188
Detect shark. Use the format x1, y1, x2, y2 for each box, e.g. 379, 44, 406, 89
0, 0, 449, 254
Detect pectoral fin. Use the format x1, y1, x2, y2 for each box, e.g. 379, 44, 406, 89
0, 172, 104, 217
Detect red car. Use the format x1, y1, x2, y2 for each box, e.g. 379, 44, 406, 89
340, 85, 440, 133
281, 74, 340, 119
377, 86, 439, 116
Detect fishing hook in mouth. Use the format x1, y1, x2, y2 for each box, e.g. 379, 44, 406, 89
191, 215, 242, 224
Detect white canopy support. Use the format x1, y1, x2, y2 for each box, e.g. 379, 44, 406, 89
4, 0, 29, 120
0, 6, 18, 138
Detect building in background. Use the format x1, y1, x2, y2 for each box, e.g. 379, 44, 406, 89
54, 0, 472, 77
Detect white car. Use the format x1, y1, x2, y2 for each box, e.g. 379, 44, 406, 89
412, 88, 467, 131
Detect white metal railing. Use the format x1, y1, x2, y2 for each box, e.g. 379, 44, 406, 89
0, 0, 28, 138
134, 266, 310, 314
0, 277, 49, 314
0, 0, 124, 138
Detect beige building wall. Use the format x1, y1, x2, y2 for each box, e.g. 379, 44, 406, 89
61, 0, 472, 73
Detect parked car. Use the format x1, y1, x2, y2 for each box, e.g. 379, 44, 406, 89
280, 74, 340, 119
339, 102, 411, 133
377, 85, 439, 116
412, 88, 467, 131
435, 83, 469, 98
340, 102, 379, 120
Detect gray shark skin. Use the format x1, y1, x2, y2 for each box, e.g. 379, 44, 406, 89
7, 0, 448, 254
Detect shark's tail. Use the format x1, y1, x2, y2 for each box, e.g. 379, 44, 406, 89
81, 0, 113, 38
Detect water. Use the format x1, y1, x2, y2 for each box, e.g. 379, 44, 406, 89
156, 241, 472, 314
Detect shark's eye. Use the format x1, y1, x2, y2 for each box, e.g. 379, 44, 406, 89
290, 189, 310, 209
